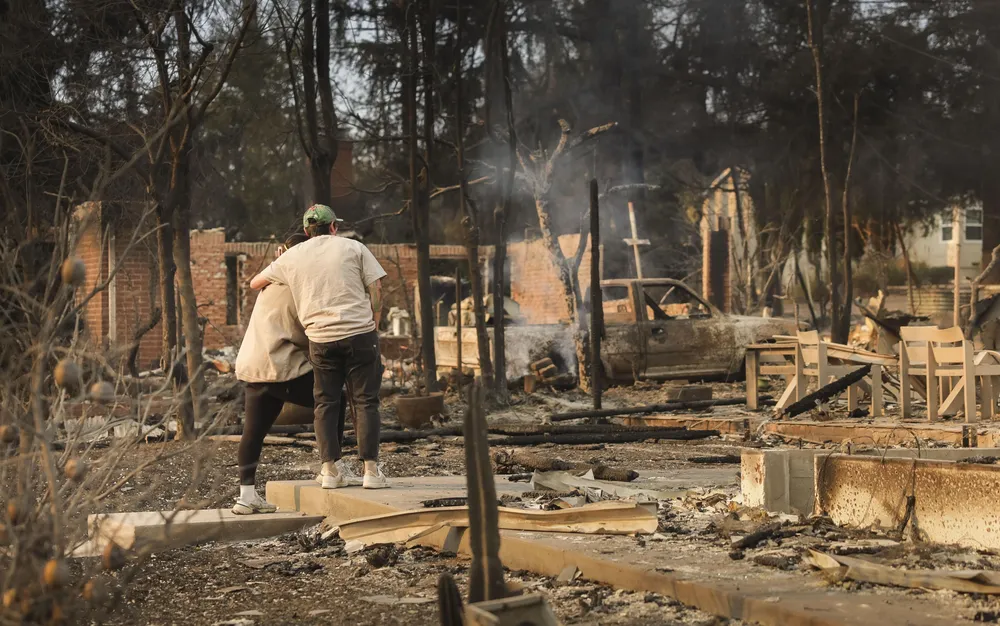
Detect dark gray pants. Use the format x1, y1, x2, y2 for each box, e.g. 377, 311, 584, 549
240, 372, 349, 485
309, 330, 381, 462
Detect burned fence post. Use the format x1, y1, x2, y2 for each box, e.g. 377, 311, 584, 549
455, 266, 462, 384
464, 378, 505, 603
590, 178, 603, 410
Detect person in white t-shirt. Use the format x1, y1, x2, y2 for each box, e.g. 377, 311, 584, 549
232, 234, 358, 515
250, 204, 389, 489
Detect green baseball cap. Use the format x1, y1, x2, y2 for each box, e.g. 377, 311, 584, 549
302, 204, 344, 228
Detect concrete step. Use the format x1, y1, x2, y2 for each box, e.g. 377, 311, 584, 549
87, 509, 325, 551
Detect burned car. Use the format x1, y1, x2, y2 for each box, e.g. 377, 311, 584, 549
436, 278, 798, 382
597, 279, 798, 382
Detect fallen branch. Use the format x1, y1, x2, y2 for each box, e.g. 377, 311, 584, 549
779, 366, 871, 419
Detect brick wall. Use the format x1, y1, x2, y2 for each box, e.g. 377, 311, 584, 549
508, 235, 592, 325
73, 202, 108, 347
189, 229, 243, 350
367, 244, 468, 315
73, 203, 162, 369
109, 229, 160, 370
73, 203, 587, 369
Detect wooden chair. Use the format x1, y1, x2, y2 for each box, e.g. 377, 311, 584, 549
788, 330, 883, 417
898, 326, 1000, 421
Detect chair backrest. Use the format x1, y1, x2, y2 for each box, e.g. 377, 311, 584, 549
796, 330, 823, 366
899, 326, 969, 367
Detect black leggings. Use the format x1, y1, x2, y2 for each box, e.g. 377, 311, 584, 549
238, 372, 349, 485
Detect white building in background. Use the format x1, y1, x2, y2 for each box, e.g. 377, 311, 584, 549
905, 205, 984, 281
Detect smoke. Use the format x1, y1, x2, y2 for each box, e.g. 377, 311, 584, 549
501, 324, 577, 379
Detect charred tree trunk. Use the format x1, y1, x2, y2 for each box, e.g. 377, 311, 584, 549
485, 0, 514, 399
171, 149, 204, 440
455, 0, 493, 385
983, 178, 1000, 285
534, 198, 580, 327
533, 196, 589, 388
409, 3, 436, 391
518, 120, 615, 389
155, 204, 177, 370
839, 95, 860, 343
807, 0, 843, 342
301, 0, 336, 205
166, 8, 204, 440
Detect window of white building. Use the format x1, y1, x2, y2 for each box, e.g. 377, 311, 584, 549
966, 207, 983, 242
941, 214, 954, 242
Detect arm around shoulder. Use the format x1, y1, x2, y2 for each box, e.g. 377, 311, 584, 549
367, 278, 384, 327
250, 261, 283, 290
249, 274, 271, 290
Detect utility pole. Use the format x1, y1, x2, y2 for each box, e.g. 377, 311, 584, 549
952, 206, 962, 328
623, 201, 649, 279
455, 266, 462, 379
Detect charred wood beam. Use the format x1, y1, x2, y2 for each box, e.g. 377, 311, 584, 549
465, 378, 506, 603
213, 422, 717, 445
689, 455, 741, 464
486, 429, 717, 447
590, 178, 603, 410
779, 365, 871, 419
550, 396, 772, 421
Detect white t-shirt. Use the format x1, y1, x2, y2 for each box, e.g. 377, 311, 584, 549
235, 284, 312, 383
258, 235, 387, 344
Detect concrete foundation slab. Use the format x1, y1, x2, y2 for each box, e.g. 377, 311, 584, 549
815, 454, 1000, 550
742, 447, 1000, 514
88, 509, 325, 550
266, 475, 977, 626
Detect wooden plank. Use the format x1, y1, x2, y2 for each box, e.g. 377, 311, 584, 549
775, 377, 798, 412
86, 509, 325, 551
746, 349, 760, 411
927, 344, 938, 421
871, 365, 883, 417
338, 501, 658, 543
900, 346, 912, 419
964, 341, 978, 423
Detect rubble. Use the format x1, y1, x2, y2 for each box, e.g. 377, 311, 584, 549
493, 449, 639, 482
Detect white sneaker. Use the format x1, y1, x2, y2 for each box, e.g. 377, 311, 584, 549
363, 466, 389, 490
335, 459, 363, 486
232, 493, 277, 515
316, 471, 347, 489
